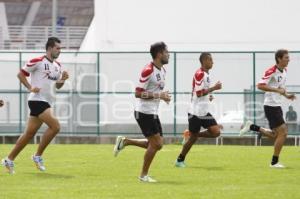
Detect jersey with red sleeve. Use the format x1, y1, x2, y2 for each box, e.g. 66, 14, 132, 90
258, 65, 286, 107
188, 68, 211, 117
134, 62, 166, 115
21, 55, 62, 104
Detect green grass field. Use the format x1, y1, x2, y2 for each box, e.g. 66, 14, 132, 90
0, 144, 299, 199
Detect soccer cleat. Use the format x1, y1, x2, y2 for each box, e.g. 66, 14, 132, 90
113, 136, 125, 157
175, 160, 186, 168
270, 162, 285, 168
239, 120, 253, 136
32, 155, 46, 171
139, 175, 157, 183
1, 158, 15, 174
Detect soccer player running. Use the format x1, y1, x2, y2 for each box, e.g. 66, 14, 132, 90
113, 42, 171, 182
1, 37, 69, 174
240, 49, 296, 168
175, 52, 222, 168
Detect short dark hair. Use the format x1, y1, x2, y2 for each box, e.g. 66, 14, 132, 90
275, 49, 288, 64
150, 42, 167, 59
46, 37, 61, 50
199, 52, 211, 64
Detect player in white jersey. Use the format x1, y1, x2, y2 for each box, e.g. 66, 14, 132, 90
175, 52, 222, 168
113, 42, 171, 182
1, 37, 69, 174
240, 49, 296, 168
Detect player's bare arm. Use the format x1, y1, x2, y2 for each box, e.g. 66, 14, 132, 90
257, 84, 284, 94
56, 71, 69, 89
135, 90, 171, 103
196, 81, 222, 97
17, 71, 40, 93
283, 92, 296, 100
257, 84, 296, 100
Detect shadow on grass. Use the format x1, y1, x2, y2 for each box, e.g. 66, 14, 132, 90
153, 180, 185, 185
187, 166, 224, 171
270, 167, 294, 170
24, 172, 75, 179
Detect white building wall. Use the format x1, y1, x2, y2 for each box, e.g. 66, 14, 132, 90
81, 0, 300, 51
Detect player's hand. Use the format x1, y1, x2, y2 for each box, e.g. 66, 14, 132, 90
285, 93, 296, 100
30, 87, 40, 93
209, 95, 214, 101
0, 100, 4, 107
160, 91, 171, 104
213, 81, 222, 91
61, 71, 69, 81
277, 88, 286, 95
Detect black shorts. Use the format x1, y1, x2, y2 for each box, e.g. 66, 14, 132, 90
134, 111, 163, 137
264, 105, 285, 129
188, 113, 218, 134
28, 101, 51, 117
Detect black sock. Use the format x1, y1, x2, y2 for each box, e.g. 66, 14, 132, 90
177, 154, 185, 162
271, 155, 279, 165
250, 124, 260, 132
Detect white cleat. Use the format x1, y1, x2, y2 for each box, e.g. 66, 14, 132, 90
270, 162, 285, 168
1, 157, 15, 174
32, 155, 46, 171
175, 160, 186, 168
139, 175, 157, 183
239, 120, 253, 136
113, 136, 125, 157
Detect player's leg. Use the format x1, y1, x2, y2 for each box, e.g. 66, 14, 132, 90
241, 121, 277, 139
175, 114, 200, 167
258, 127, 276, 139
124, 138, 148, 148
198, 126, 220, 138
259, 106, 281, 140
273, 124, 287, 157
114, 111, 152, 157
8, 117, 43, 160
113, 136, 148, 157
176, 132, 198, 167
28, 108, 60, 171
2, 116, 42, 174
264, 106, 286, 168
140, 133, 163, 181
35, 108, 60, 156
198, 113, 220, 138
139, 115, 163, 182
271, 123, 287, 167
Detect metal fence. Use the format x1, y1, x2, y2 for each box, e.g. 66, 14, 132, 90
0, 51, 300, 137
0, 26, 88, 50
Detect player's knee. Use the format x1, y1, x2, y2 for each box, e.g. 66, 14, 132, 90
51, 122, 60, 133
209, 127, 221, 138
212, 130, 221, 138
277, 124, 288, 137
281, 130, 288, 137
155, 142, 163, 151
190, 133, 198, 140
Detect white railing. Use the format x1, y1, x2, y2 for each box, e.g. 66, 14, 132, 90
0, 26, 88, 50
